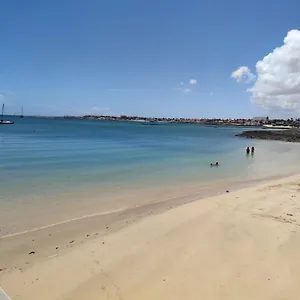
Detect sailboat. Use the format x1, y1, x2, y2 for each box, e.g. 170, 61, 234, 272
20, 106, 24, 118
0, 104, 14, 124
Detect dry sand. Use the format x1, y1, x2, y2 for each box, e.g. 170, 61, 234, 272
1, 175, 300, 299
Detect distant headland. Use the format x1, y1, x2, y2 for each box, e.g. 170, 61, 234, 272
61, 115, 300, 128
236, 128, 300, 143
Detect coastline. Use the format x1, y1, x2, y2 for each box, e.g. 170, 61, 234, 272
1, 166, 298, 238
1, 173, 300, 299
237, 128, 300, 143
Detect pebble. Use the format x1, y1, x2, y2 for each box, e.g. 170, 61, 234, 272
29, 251, 35, 255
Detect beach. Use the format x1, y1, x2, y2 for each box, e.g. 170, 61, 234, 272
2, 118, 300, 237
1, 174, 300, 299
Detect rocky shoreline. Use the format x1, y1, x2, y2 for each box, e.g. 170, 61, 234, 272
236, 128, 300, 143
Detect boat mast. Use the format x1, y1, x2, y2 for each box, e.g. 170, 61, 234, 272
1, 104, 4, 122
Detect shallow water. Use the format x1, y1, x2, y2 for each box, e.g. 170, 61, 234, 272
1, 117, 300, 233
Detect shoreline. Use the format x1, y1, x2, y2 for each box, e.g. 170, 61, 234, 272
1, 173, 300, 299
1, 168, 297, 238
237, 128, 300, 143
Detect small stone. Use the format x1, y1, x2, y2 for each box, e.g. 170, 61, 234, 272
86, 234, 90, 237
56, 246, 59, 250
226, 190, 229, 193
287, 213, 293, 216
102, 242, 105, 244
69, 240, 74, 244
29, 251, 35, 255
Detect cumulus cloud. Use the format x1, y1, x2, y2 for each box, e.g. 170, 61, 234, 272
91, 106, 111, 114
183, 88, 192, 94
0, 90, 16, 105
249, 29, 300, 112
231, 66, 255, 83
189, 79, 197, 85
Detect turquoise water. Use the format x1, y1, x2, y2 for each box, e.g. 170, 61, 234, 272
1, 117, 300, 233
1, 117, 300, 196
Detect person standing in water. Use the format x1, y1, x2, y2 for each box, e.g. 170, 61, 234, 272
251, 146, 255, 154
246, 147, 250, 155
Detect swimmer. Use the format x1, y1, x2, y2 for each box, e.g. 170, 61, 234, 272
246, 147, 250, 155
251, 146, 255, 153
210, 162, 219, 167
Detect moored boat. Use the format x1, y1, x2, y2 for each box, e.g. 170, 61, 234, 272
0, 104, 14, 124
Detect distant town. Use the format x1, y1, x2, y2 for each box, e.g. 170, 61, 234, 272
63, 115, 300, 128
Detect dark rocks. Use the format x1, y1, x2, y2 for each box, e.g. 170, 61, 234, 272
236, 128, 300, 143
29, 251, 35, 255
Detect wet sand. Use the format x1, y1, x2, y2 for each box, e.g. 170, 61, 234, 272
1, 175, 300, 299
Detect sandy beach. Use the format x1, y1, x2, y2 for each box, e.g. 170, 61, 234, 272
1, 175, 300, 299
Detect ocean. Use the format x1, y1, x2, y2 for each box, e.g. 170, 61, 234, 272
1, 117, 300, 235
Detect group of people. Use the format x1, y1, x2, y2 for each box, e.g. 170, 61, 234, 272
211, 146, 255, 167
246, 146, 255, 155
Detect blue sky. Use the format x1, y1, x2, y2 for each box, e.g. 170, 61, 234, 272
1, 0, 300, 118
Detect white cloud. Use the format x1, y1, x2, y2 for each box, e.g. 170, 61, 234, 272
183, 88, 192, 94
0, 90, 16, 105
90, 106, 111, 114
231, 66, 255, 83
189, 79, 197, 85
248, 29, 300, 112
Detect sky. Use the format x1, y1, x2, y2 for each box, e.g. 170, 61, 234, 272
1, 0, 300, 118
